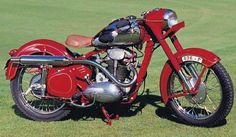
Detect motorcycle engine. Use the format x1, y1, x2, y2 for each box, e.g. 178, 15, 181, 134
106, 48, 134, 81
83, 48, 137, 103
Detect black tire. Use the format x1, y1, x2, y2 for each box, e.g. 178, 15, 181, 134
167, 62, 234, 127
10, 66, 70, 121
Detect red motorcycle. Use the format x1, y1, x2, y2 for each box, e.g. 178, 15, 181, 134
5, 8, 234, 126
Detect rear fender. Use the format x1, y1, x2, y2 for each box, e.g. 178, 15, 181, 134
160, 48, 220, 104
5, 39, 73, 80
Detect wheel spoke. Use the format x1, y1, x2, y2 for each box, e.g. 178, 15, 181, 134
203, 69, 211, 83
23, 87, 32, 96
206, 94, 217, 110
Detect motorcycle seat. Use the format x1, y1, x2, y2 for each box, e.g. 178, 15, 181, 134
65, 35, 92, 48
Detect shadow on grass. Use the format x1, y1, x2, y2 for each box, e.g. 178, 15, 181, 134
12, 90, 227, 127
68, 93, 165, 121
12, 105, 31, 120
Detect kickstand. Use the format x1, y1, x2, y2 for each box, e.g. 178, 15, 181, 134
101, 106, 119, 126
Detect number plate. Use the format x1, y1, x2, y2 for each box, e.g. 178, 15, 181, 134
182, 56, 203, 63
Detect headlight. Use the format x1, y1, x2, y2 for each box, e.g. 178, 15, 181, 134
163, 9, 178, 29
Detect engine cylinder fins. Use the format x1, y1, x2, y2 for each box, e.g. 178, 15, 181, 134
106, 60, 129, 82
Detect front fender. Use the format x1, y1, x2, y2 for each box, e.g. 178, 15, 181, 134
175, 48, 220, 67
160, 48, 220, 104
5, 39, 73, 80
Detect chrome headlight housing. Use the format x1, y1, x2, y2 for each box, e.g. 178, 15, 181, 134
163, 9, 178, 29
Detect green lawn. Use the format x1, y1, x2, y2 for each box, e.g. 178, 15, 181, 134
0, 0, 235, 137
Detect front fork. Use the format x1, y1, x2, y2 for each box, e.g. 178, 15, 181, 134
160, 35, 199, 92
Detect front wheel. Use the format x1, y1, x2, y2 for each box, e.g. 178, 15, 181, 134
167, 62, 234, 126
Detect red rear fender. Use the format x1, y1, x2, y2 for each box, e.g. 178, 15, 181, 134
160, 48, 220, 104
5, 39, 73, 80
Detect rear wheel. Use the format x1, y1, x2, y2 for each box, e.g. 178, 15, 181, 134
167, 62, 234, 126
11, 66, 70, 121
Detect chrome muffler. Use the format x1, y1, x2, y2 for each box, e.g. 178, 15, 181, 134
10, 55, 137, 87
11, 56, 71, 66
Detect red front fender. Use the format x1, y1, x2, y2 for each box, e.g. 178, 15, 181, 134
160, 48, 220, 104
5, 39, 73, 80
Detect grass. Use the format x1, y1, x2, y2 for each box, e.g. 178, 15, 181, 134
0, 0, 236, 137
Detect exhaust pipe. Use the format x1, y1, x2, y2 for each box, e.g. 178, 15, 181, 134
11, 56, 72, 66
10, 55, 137, 87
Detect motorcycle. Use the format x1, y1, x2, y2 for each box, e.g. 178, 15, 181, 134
5, 8, 234, 126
